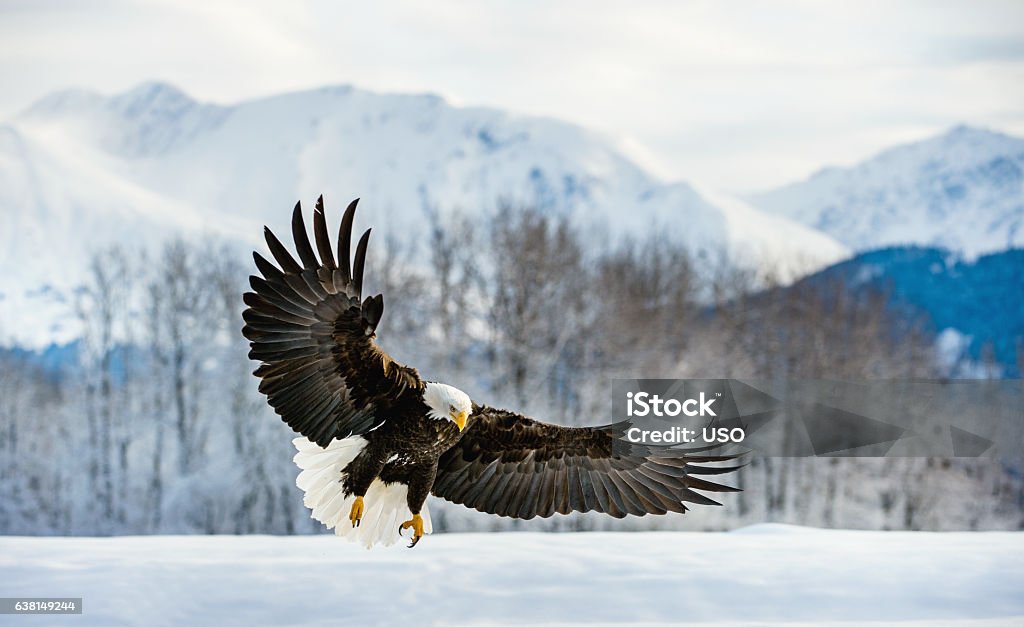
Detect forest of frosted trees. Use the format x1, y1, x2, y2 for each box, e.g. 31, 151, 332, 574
1, 206, 1021, 536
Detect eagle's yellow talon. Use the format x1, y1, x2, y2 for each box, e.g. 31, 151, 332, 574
399, 514, 424, 548
349, 496, 364, 528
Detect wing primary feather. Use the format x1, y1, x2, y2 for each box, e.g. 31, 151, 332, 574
264, 227, 302, 274
291, 201, 319, 269
282, 274, 321, 305
297, 268, 329, 300
632, 466, 684, 501
679, 489, 724, 507
248, 275, 314, 314
313, 195, 337, 269
635, 465, 687, 493
684, 475, 741, 493
242, 288, 313, 321
684, 463, 748, 475
617, 473, 669, 514
337, 198, 358, 281
252, 252, 283, 280
352, 228, 371, 296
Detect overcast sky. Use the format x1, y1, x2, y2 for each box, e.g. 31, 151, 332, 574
2, 0, 1022, 191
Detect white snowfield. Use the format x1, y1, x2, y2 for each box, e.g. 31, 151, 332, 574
1, 525, 1022, 627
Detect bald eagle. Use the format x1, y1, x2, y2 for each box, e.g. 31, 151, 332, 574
242, 197, 741, 548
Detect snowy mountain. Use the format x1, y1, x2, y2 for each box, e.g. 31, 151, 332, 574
0, 82, 848, 347
747, 125, 1024, 255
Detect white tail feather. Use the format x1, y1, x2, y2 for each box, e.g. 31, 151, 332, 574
292, 437, 432, 548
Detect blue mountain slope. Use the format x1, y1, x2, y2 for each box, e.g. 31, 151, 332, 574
796, 247, 1024, 374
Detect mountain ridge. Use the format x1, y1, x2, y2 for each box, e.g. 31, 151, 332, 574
0, 81, 850, 347
793, 245, 1024, 375
747, 125, 1024, 256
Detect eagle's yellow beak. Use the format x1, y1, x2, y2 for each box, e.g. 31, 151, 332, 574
452, 410, 468, 431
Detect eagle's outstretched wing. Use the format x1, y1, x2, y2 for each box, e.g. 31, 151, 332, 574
432, 406, 741, 519
242, 197, 423, 446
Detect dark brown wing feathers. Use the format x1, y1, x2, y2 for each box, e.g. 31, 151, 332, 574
243, 197, 423, 446
433, 405, 741, 519
248, 196, 741, 521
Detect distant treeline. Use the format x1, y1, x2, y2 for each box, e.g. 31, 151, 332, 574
1, 205, 1021, 535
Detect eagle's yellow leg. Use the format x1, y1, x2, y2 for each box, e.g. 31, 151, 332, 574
349, 496, 364, 528
399, 514, 424, 548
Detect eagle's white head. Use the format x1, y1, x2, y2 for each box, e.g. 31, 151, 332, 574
423, 382, 472, 431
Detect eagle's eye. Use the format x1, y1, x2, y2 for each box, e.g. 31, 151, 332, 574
449, 404, 456, 412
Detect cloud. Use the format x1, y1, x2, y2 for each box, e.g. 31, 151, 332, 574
2, 0, 1022, 191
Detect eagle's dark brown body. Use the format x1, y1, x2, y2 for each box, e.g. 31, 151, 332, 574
345, 403, 463, 517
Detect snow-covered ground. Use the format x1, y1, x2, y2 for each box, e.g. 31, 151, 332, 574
1, 525, 1021, 626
